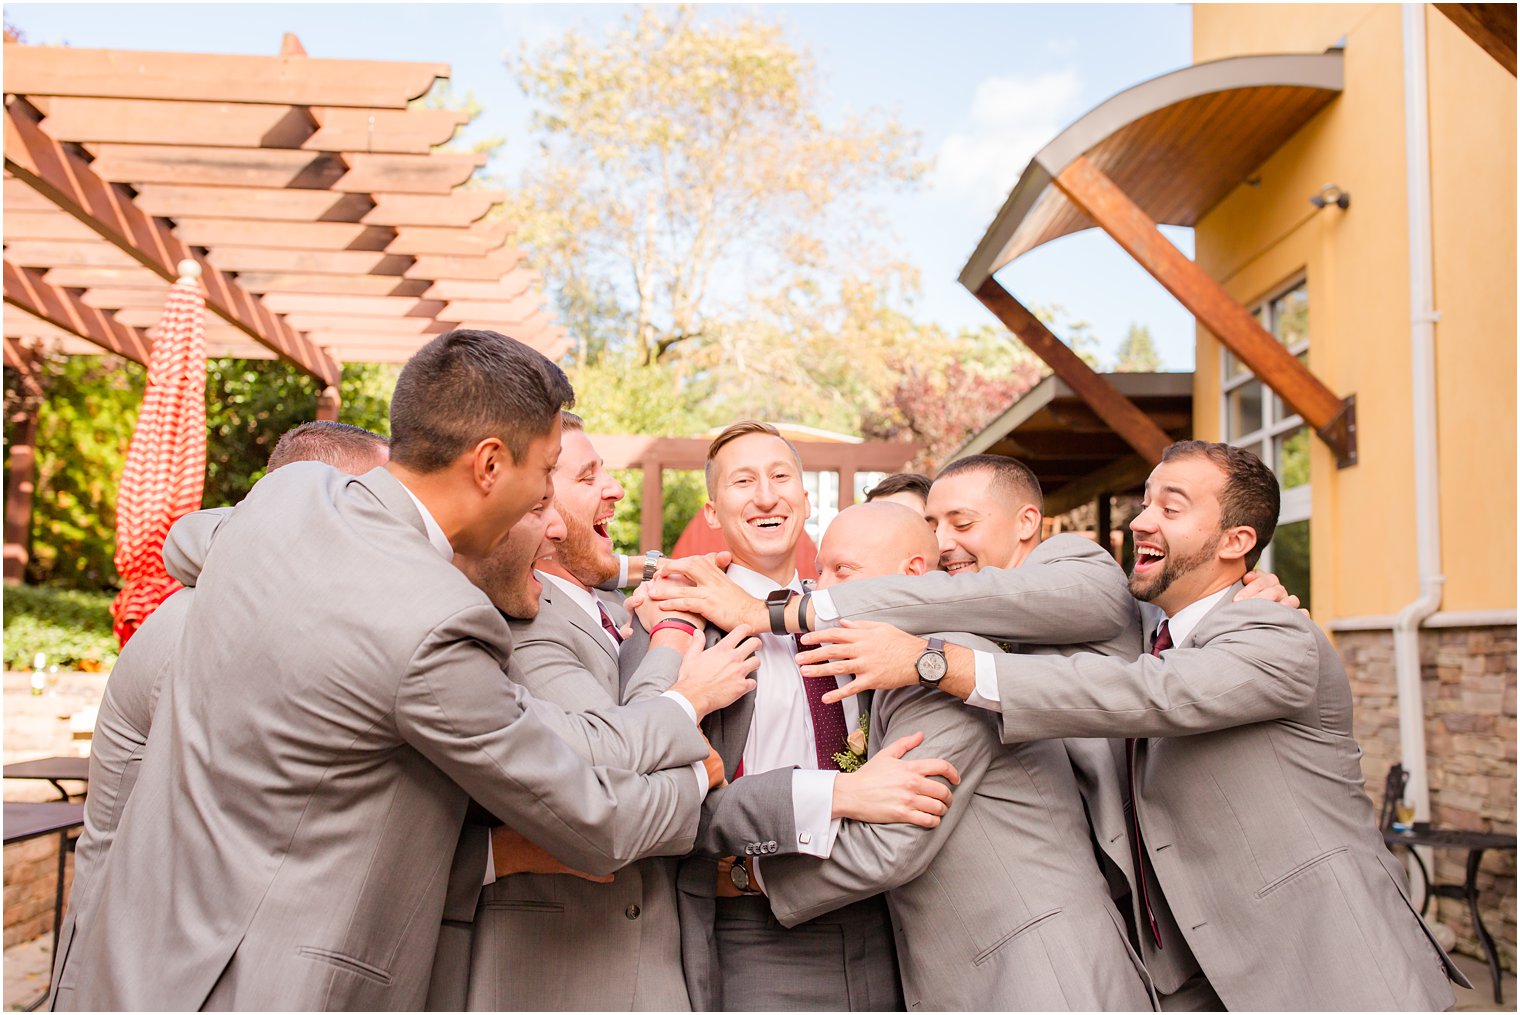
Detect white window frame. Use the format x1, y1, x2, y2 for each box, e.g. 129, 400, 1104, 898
1220, 275, 1311, 571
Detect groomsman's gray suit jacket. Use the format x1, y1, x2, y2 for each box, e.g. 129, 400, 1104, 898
60, 464, 711, 1011
986, 585, 1468, 1011
757, 631, 1155, 1012
458, 581, 692, 1011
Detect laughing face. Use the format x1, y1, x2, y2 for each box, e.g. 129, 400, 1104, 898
923, 468, 1033, 576
547, 428, 624, 587
704, 432, 810, 581
459, 499, 567, 620
1128, 455, 1235, 615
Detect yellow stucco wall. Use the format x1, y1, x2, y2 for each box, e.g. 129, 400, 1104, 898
1192, 4, 1516, 619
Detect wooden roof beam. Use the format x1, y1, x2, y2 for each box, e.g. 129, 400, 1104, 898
1435, 4, 1517, 75
973, 277, 1172, 465
4, 98, 340, 385
1051, 155, 1356, 467
4, 259, 151, 364
87, 144, 485, 195
4, 45, 447, 108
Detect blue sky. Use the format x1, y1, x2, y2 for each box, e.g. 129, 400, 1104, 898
8, 2, 1200, 369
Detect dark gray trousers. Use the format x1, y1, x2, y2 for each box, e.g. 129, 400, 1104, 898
714, 894, 904, 1011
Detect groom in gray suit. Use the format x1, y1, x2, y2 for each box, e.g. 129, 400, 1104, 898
796, 441, 1470, 1011
65, 331, 757, 1011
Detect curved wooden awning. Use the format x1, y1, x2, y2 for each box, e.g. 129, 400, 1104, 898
961, 52, 1344, 288
958, 51, 1359, 471
2, 37, 569, 384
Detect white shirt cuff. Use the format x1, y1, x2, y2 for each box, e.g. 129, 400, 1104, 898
791, 769, 842, 858
808, 589, 841, 630
483, 835, 496, 887
660, 689, 698, 724
618, 553, 632, 589
966, 649, 1002, 712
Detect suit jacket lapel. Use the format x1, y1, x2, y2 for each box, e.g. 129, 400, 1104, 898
561, 595, 620, 668
1175, 581, 1246, 649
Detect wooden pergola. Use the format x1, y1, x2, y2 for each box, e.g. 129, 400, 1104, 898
2, 35, 567, 581
960, 52, 1355, 476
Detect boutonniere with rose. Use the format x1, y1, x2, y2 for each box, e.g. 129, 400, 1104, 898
832, 711, 870, 772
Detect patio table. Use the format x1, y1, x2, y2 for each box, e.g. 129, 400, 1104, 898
4, 801, 85, 1010
4, 756, 90, 801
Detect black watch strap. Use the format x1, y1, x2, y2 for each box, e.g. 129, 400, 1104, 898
766, 589, 794, 635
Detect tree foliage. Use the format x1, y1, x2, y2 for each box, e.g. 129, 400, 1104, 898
509, 5, 925, 374
1114, 323, 1163, 372
4, 352, 396, 591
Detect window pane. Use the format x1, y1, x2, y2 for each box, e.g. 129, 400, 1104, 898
1227, 380, 1264, 437
1272, 518, 1311, 613
1271, 283, 1309, 346
1223, 347, 1249, 380
1276, 427, 1310, 489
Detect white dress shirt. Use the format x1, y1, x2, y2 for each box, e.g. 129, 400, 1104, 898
965, 585, 1236, 709
727, 564, 849, 860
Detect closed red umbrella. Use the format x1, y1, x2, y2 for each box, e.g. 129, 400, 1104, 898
111, 260, 208, 646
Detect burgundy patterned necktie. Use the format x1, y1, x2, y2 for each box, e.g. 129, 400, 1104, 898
596, 601, 624, 645
1127, 619, 1172, 949
796, 635, 848, 770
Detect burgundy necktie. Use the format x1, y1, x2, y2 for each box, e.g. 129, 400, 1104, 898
597, 601, 624, 645
1127, 619, 1172, 949
796, 635, 849, 770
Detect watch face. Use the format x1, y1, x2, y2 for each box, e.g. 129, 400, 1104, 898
730, 863, 750, 891
917, 650, 948, 682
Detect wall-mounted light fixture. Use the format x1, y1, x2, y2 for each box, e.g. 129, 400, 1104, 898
1309, 182, 1350, 210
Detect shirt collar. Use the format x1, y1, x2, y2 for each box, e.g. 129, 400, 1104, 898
1160, 585, 1233, 647
540, 570, 600, 619
726, 561, 803, 598
397, 483, 453, 561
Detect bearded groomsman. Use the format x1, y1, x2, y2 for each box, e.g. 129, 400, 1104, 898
793, 441, 1470, 1011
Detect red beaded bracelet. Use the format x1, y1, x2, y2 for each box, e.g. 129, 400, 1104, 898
650, 619, 698, 638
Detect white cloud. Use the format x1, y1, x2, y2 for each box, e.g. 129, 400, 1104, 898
931, 69, 1084, 216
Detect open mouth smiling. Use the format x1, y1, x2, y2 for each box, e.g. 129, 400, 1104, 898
748, 515, 787, 532
1134, 544, 1166, 574
944, 559, 976, 574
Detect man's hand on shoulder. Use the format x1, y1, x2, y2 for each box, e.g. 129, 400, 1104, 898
1237, 568, 1307, 614
832, 731, 960, 828
669, 625, 761, 719
650, 553, 769, 633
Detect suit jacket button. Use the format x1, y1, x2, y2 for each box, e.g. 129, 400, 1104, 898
625, 904, 641, 920
744, 844, 754, 855
767, 840, 777, 851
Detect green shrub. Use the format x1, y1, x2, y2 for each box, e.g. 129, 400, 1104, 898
3, 584, 119, 670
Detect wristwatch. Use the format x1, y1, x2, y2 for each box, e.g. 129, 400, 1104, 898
765, 588, 795, 635
729, 857, 760, 895
915, 637, 948, 689
642, 549, 664, 584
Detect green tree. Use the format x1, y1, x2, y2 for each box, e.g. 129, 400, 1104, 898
508, 5, 924, 371
1114, 323, 1163, 372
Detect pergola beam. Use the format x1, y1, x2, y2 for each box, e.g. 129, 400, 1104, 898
4, 98, 340, 385
3, 259, 151, 364
1435, 3, 1517, 75
973, 278, 1173, 464
1051, 155, 1356, 467
3, 45, 447, 108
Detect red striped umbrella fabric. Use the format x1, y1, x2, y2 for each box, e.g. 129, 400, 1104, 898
111, 261, 208, 646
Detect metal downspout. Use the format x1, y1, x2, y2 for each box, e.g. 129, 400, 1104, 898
1394, 2, 1443, 827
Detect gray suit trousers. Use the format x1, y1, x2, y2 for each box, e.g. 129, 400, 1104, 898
714, 895, 903, 1012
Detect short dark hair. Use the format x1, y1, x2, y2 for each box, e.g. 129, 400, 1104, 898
1160, 440, 1280, 568
266, 421, 387, 474
865, 472, 931, 504
388, 329, 574, 472
704, 420, 803, 496
936, 454, 1043, 512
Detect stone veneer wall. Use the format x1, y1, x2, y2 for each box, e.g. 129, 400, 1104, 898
1337, 625, 1517, 970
